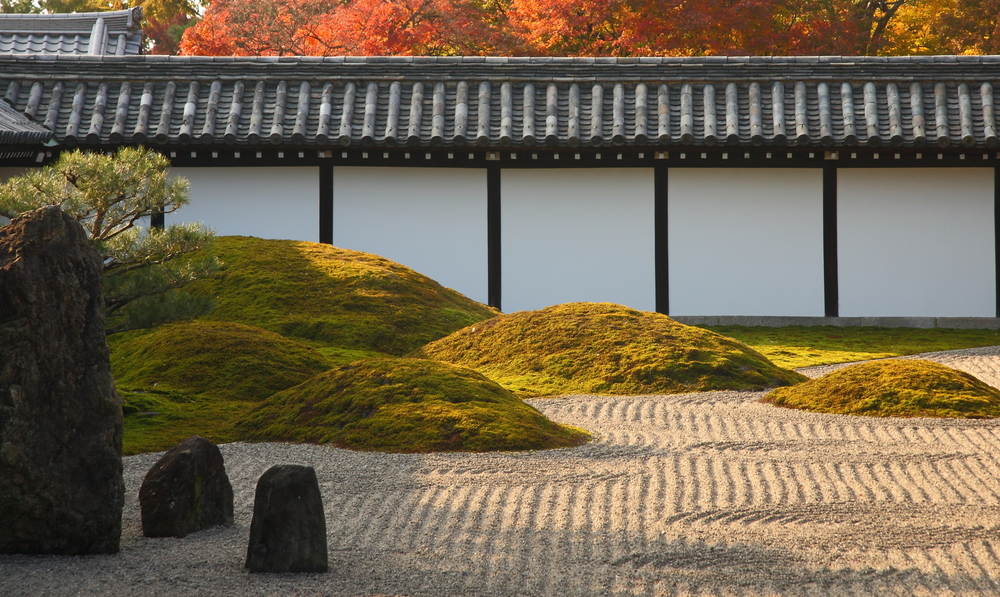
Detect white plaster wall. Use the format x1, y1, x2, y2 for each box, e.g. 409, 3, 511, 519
838, 168, 995, 317
0, 167, 33, 182
168, 167, 320, 241
332, 167, 489, 304
501, 169, 656, 313
669, 168, 825, 316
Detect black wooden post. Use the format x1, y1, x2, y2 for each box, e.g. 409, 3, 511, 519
823, 166, 839, 317
654, 164, 669, 315
319, 164, 333, 245
487, 164, 502, 311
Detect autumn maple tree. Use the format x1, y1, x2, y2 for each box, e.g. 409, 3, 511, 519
178, 0, 976, 56
4, 0, 998, 56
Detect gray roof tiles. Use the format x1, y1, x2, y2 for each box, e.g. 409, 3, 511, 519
0, 98, 53, 144
0, 8, 143, 56
1, 54, 1000, 148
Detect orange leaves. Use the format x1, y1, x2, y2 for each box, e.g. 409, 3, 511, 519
506, 0, 627, 55
182, 0, 501, 56
178, 0, 989, 56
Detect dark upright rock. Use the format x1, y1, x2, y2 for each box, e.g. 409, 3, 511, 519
0, 206, 124, 554
139, 435, 234, 538
245, 464, 328, 573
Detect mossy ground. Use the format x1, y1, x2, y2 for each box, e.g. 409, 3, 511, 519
110, 237, 545, 455
119, 389, 244, 455
185, 236, 498, 356
706, 325, 1000, 369
111, 320, 336, 454
235, 358, 590, 452
763, 360, 1000, 418
111, 320, 333, 402
412, 302, 806, 397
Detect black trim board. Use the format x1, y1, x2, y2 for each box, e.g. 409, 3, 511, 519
487, 164, 501, 311
320, 164, 333, 244
996, 166, 1000, 318
823, 167, 839, 317
655, 164, 669, 314
11, 145, 998, 171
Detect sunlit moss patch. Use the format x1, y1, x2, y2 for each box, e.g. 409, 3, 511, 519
110, 320, 333, 403
411, 302, 806, 397
763, 359, 1000, 418
185, 236, 498, 355
234, 358, 590, 452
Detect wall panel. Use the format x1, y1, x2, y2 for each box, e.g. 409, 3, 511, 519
169, 167, 320, 242
501, 168, 656, 313
838, 168, 995, 317
332, 167, 489, 304
668, 168, 825, 316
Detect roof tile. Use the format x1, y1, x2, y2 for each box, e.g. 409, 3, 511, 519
1, 54, 999, 149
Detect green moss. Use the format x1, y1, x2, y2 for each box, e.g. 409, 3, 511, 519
185, 236, 498, 355
411, 302, 806, 397
234, 358, 590, 452
110, 320, 333, 402
119, 389, 248, 455
705, 325, 1000, 369
763, 360, 1000, 418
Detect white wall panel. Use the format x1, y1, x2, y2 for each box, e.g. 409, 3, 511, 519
669, 168, 825, 316
332, 167, 488, 304
168, 167, 319, 241
0, 167, 32, 182
838, 168, 995, 317
501, 169, 655, 313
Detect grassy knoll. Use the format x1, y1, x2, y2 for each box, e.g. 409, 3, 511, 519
185, 236, 498, 356
412, 303, 806, 397
235, 358, 590, 452
706, 326, 1000, 369
111, 320, 335, 454
763, 360, 1000, 418
119, 389, 245, 455
111, 320, 333, 402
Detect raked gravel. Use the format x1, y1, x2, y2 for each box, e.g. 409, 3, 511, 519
4, 346, 1000, 596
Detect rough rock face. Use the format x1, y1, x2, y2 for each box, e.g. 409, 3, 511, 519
245, 465, 328, 573
139, 435, 234, 538
0, 206, 124, 555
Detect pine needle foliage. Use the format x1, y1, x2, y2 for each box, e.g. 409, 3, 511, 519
0, 147, 217, 332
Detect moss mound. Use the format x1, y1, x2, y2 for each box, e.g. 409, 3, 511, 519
111, 320, 333, 402
763, 359, 1000, 418
186, 236, 498, 355
411, 302, 806, 397
234, 358, 590, 452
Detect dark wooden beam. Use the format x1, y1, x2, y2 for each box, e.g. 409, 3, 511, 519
823, 166, 839, 317
319, 163, 333, 244
655, 164, 669, 315
487, 164, 501, 311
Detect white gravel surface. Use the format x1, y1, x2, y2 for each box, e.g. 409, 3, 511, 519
4, 347, 1000, 596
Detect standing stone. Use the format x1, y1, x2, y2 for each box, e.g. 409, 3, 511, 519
0, 206, 124, 554
245, 464, 328, 573
139, 435, 234, 538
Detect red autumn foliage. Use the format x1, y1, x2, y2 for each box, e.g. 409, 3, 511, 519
177, 0, 974, 57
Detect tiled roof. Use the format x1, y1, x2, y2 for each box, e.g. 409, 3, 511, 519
1, 54, 1000, 148
0, 99, 52, 144
0, 7, 143, 56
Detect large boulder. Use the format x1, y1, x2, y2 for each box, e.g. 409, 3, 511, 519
0, 206, 124, 554
139, 436, 234, 538
245, 465, 328, 573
